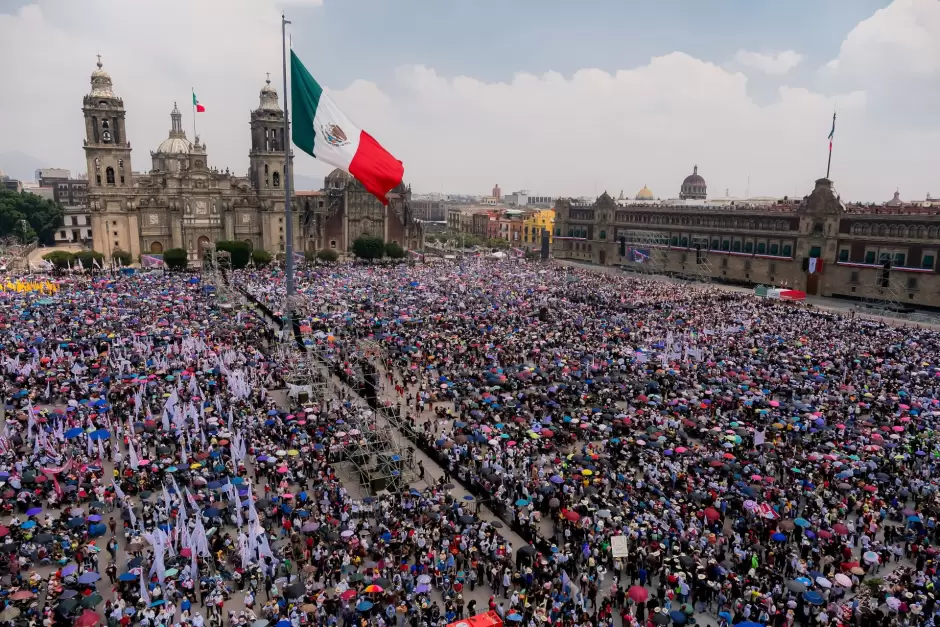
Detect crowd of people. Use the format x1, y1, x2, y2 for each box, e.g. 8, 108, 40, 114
0, 258, 935, 627
241, 259, 940, 627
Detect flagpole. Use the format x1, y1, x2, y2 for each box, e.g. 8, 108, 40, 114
191, 87, 198, 140
282, 12, 295, 298
826, 111, 836, 179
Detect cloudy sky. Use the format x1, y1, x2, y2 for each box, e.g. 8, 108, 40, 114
1, 0, 938, 202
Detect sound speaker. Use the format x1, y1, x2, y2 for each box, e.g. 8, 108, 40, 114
695, 243, 702, 264
370, 476, 388, 493
619, 236, 626, 257
881, 260, 891, 288
541, 229, 550, 260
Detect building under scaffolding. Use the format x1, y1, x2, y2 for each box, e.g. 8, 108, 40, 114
858, 261, 908, 318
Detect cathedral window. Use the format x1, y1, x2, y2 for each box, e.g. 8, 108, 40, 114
118, 159, 124, 170
273, 172, 280, 188
264, 164, 269, 187
106, 167, 115, 185
102, 120, 111, 143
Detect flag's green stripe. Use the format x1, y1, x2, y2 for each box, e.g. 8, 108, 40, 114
290, 50, 324, 157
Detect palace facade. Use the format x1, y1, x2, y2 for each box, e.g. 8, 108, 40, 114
553, 166, 940, 309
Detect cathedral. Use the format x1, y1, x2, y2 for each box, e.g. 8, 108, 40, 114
82, 58, 420, 262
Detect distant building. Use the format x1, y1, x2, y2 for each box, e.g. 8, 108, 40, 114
36, 168, 71, 182
410, 197, 447, 221
522, 208, 555, 250
504, 190, 553, 207
492, 184, 501, 201
22, 184, 55, 201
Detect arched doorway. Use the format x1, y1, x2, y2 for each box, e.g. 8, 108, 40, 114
197, 236, 211, 259
150, 241, 163, 254
599, 250, 607, 265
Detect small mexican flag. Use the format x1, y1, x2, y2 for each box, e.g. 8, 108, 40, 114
192, 91, 205, 113
290, 50, 404, 206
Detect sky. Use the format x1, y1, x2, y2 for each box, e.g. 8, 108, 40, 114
1, 0, 938, 202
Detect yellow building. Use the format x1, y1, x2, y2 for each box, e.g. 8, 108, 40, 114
522, 208, 555, 251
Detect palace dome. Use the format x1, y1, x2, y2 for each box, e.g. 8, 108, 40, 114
679, 165, 707, 200
635, 185, 654, 200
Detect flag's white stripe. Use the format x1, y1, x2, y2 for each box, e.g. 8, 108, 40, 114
311, 94, 362, 171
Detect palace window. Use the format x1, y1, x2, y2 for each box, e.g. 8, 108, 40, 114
781, 244, 792, 257
922, 254, 935, 269
809, 246, 822, 258
838, 248, 849, 262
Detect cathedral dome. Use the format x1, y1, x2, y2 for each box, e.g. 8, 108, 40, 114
155, 103, 192, 155
679, 164, 707, 200
635, 185, 654, 200
156, 137, 193, 155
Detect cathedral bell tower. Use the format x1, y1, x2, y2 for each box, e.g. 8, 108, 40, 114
83, 56, 140, 260
249, 75, 290, 195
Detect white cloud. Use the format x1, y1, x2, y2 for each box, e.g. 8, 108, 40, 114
1, 0, 938, 203
733, 49, 804, 75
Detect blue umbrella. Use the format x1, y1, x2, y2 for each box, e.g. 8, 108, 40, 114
64, 427, 84, 439
735, 622, 765, 627
794, 517, 810, 528
203, 508, 220, 518
505, 615, 523, 623
77, 572, 101, 584
802, 590, 824, 605
356, 601, 373, 612
118, 572, 136, 582
26, 507, 42, 516
669, 610, 687, 624
771, 532, 786, 542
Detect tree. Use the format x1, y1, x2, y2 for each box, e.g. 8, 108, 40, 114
384, 241, 406, 259
352, 235, 385, 261
163, 248, 189, 270
42, 250, 75, 270
214, 240, 252, 269
303, 251, 319, 262
316, 249, 339, 263
74, 250, 105, 269
251, 249, 273, 267
111, 249, 132, 267
486, 238, 511, 249
425, 235, 437, 244
0, 189, 64, 245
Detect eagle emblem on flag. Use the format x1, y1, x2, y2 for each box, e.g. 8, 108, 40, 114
321, 123, 350, 147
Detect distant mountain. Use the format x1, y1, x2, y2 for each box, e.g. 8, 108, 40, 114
0, 151, 49, 183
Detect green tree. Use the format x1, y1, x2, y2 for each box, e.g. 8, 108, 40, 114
384, 241, 406, 259
214, 240, 252, 269
111, 249, 132, 267
74, 250, 105, 269
486, 238, 511, 249
316, 249, 339, 263
42, 250, 75, 270
425, 235, 437, 244
352, 236, 385, 261
251, 249, 273, 267
0, 189, 64, 245
163, 248, 189, 270
303, 251, 318, 262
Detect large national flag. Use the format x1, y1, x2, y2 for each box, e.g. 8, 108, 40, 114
192, 91, 206, 113
291, 50, 404, 206
827, 112, 835, 150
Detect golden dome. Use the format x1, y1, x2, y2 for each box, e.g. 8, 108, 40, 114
635, 185, 654, 200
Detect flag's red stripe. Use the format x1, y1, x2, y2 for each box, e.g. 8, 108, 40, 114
348, 131, 404, 206
196, 104, 206, 113
829, 140, 832, 151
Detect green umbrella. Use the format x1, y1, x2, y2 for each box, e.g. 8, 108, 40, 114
81, 594, 103, 608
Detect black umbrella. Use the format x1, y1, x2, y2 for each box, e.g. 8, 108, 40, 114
458, 515, 475, 525
284, 583, 305, 599
489, 520, 504, 528
56, 599, 79, 613
786, 580, 807, 593
651, 614, 670, 626
518, 545, 536, 556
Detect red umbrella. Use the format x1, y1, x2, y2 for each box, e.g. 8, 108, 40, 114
628, 585, 649, 603
832, 523, 849, 535
703, 507, 721, 522
340, 589, 357, 600
75, 611, 100, 627
562, 509, 580, 523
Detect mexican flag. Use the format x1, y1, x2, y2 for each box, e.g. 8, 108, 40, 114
291, 50, 404, 206
192, 91, 205, 113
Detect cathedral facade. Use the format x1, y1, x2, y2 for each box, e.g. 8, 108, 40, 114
82, 59, 421, 263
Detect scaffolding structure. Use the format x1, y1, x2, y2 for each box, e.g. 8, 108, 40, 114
201, 246, 235, 305
689, 238, 715, 284
858, 264, 908, 319
276, 294, 334, 409
331, 338, 416, 494
618, 229, 669, 276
